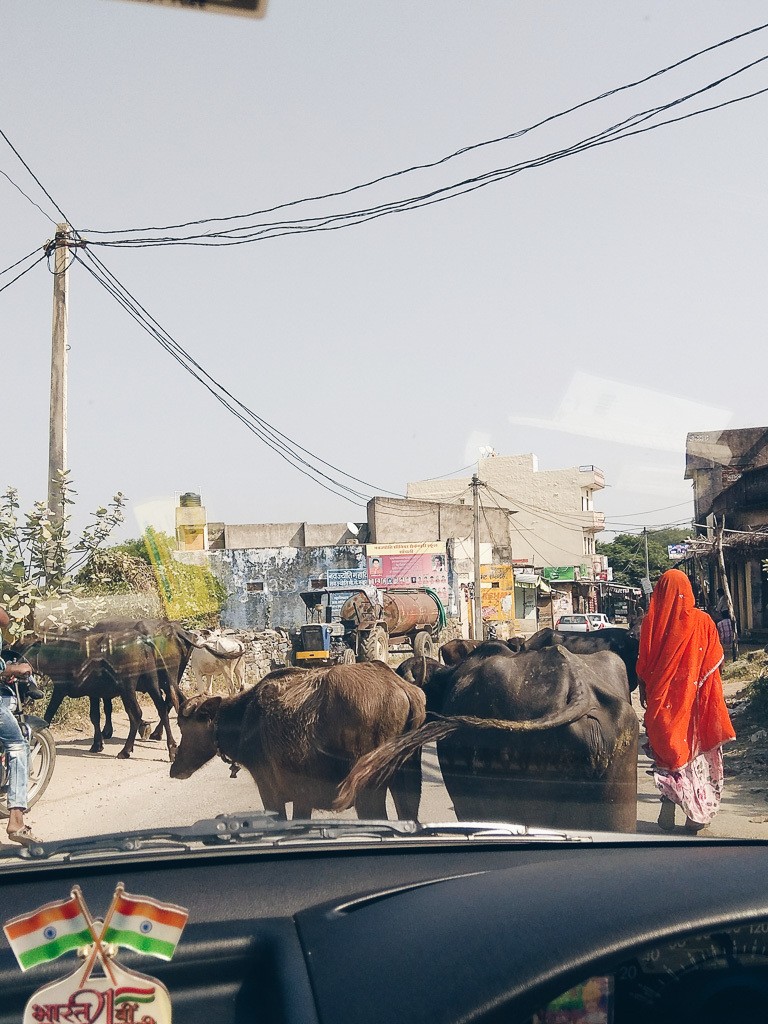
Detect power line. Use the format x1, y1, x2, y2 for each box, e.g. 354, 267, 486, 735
0, 246, 43, 279
81, 20, 768, 239
0, 252, 47, 296
0, 168, 58, 225
0, 127, 72, 227
80, 55, 768, 251
75, 248, 407, 505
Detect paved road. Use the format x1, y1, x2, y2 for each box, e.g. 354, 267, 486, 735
18, 688, 768, 845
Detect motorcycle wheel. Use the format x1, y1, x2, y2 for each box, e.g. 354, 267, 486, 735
0, 724, 56, 819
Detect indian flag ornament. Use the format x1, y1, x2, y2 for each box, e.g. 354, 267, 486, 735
3, 884, 187, 1024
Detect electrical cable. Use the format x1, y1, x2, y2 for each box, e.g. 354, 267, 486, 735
0, 127, 72, 227
75, 248, 409, 505
0, 246, 43, 279
75, 253, 372, 506
82, 56, 768, 250
80, 20, 768, 238
0, 252, 47, 296
0, 168, 58, 225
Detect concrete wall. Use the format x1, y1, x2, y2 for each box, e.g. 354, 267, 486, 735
406, 454, 604, 571
223, 522, 361, 549
368, 497, 513, 561
208, 545, 367, 631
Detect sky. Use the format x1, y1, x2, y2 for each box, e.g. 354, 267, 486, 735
3, 1, 768, 548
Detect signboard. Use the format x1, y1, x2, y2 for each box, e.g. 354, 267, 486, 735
480, 564, 515, 589
667, 544, 690, 560
366, 543, 448, 604
326, 568, 369, 619
113, 0, 268, 18
542, 566, 577, 582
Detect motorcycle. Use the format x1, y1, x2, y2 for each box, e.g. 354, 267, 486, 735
0, 668, 56, 819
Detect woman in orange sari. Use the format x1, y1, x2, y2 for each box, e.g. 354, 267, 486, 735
637, 569, 735, 834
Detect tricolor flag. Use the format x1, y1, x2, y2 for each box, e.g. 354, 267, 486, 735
3, 895, 92, 971
103, 891, 188, 961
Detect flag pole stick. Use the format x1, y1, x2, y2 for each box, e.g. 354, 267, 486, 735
75, 883, 123, 986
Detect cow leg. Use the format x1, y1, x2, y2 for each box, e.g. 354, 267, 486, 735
102, 698, 114, 739
354, 786, 388, 820
43, 686, 66, 725
144, 679, 177, 762
117, 685, 143, 759
389, 749, 423, 822
89, 696, 105, 754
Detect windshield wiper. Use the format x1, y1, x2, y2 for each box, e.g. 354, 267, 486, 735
2, 813, 594, 862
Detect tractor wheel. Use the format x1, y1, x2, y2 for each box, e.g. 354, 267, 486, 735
341, 647, 356, 665
413, 631, 436, 659
360, 627, 388, 662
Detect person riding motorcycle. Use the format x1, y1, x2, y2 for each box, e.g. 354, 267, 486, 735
0, 607, 43, 846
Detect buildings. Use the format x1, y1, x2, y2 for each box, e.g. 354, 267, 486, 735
685, 427, 768, 637
173, 451, 615, 636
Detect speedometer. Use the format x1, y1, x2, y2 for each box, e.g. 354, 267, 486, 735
615, 923, 768, 1023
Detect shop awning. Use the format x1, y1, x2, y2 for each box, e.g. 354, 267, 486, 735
515, 572, 551, 594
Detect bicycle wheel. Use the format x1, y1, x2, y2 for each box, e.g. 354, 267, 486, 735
0, 725, 56, 818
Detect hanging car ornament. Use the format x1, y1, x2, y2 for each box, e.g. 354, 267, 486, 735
3, 884, 188, 1024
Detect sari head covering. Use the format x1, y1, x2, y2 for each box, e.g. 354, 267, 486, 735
637, 568, 735, 772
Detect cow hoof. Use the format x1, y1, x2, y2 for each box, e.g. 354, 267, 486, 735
139, 723, 152, 741
116, 750, 131, 759
89, 744, 104, 754
168, 746, 177, 763
150, 726, 163, 741
103, 726, 113, 739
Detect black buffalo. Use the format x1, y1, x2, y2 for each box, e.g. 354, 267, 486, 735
23, 620, 196, 759
340, 643, 638, 833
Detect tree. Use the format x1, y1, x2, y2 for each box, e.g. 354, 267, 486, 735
596, 527, 690, 587
0, 473, 126, 641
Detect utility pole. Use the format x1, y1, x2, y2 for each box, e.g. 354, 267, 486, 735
47, 224, 70, 523
643, 526, 650, 580
715, 515, 738, 660
471, 474, 484, 640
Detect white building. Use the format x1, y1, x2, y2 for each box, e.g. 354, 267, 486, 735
407, 453, 607, 577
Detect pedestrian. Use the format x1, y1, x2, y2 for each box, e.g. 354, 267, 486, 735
637, 568, 735, 835
716, 611, 736, 657
0, 607, 42, 846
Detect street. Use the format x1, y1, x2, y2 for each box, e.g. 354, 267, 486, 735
19, 682, 768, 845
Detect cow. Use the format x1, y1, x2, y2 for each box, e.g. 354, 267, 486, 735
439, 637, 525, 665
23, 619, 197, 759
523, 626, 640, 690
170, 661, 426, 820
186, 629, 246, 695
339, 643, 639, 833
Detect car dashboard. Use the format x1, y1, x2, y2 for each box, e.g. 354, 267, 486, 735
2, 834, 768, 1024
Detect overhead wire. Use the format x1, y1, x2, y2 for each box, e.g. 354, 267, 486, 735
80, 20, 768, 238
0, 246, 44, 280
76, 247, 408, 504
0, 168, 58, 225
80, 53, 768, 250
0, 251, 47, 296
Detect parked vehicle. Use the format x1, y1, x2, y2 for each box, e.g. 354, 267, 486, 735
586, 613, 611, 630
292, 587, 446, 665
555, 613, 592, 633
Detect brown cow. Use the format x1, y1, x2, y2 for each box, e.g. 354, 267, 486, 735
170, 661, 426, 820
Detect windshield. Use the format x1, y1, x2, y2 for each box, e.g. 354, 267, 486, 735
2, 1, 766, 857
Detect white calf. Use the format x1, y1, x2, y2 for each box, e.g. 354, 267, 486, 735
186, 630, 247, 695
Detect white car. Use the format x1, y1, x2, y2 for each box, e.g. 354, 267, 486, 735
586, 613, 612, 630
555, 614, 592, 633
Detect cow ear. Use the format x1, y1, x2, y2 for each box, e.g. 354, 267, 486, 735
198, 695, 223, 721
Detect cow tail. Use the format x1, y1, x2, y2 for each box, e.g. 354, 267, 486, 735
334, 718, 461, 810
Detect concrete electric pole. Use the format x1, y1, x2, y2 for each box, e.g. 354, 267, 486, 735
47, 224, 71, 523
471, 474, 484, 640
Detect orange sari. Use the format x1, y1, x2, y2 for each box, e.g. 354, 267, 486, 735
637, 569, 735, 772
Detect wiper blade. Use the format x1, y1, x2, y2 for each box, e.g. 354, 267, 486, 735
3, 814, 593, 862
